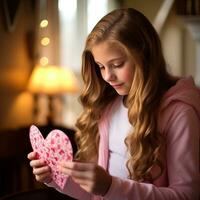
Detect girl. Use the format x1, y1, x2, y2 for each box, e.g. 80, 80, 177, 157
28, 8, 200, 199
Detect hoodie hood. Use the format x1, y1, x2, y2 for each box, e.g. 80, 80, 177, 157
160, 76, 200, 119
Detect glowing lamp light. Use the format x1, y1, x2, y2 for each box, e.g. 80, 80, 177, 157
40, 19, 48, 28
41, 37, 50, 46
40, 57, 49, 66
28, 65, 78, 95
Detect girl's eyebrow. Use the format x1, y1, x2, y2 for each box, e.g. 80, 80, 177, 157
95, 61, 103, 66
95, 57, 124, 65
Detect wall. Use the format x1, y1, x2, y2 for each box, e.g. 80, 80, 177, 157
0, 0, 37, 130
122, 0, 196, 79
161, 7, 196, 77
123, 0, 163, 21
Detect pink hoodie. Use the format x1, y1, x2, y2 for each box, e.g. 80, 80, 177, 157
48, 77, 200, 200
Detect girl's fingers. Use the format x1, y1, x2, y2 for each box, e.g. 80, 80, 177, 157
58, 161, 111, 195
35, 172, 51, 183
27, 151, 37, 160
59, 161, 94, 171
71, 176, 91, 186
27, 151, 52, 184
30, 159, 46, 168
33, 166, 51, 175
59, 166, 91, 179
58, 162, 96, 181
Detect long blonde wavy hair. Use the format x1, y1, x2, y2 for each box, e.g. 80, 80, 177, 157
75, 8, 175, 182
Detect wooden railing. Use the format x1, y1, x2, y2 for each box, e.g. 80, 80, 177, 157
153, 0, 175, 34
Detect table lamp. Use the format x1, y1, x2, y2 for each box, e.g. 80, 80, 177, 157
28, 65, 79, 125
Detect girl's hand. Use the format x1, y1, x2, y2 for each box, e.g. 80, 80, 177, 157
27, 151, 52, 183
58, 161, 112, 196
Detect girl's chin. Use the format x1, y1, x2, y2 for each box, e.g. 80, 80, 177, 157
115, 89, 129, 95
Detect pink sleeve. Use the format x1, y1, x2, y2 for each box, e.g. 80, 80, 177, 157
104, 104, 200, 200
47, 176, 92, 199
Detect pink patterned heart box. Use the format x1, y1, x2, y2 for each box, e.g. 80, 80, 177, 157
29, 125, 73, 189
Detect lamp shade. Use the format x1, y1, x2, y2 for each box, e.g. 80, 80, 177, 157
28, 65, 79, 95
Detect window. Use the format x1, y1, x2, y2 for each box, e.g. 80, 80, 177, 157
58, 0, 118, 72
58, 0, 118, 127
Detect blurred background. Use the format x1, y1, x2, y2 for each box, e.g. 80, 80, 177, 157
0, 0, 199, 198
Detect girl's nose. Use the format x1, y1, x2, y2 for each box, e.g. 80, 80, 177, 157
104, 68, 116, 82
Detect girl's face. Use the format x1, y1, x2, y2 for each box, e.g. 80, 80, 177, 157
92, 41, 135, 95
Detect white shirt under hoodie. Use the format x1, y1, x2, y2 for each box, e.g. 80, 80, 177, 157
108, 98, 132, 179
